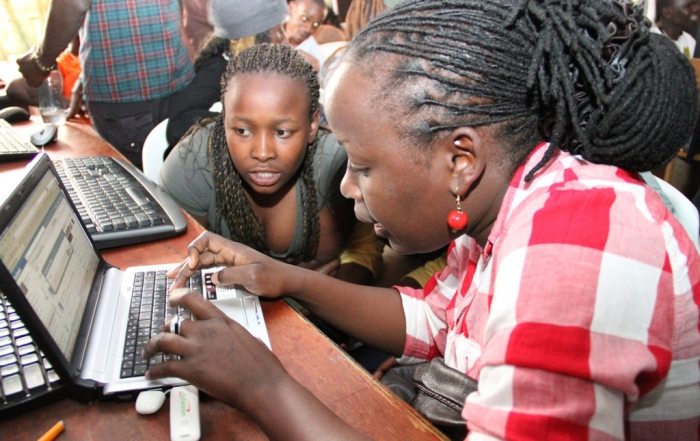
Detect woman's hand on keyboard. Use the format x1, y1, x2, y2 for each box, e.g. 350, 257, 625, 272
143, 291, 365, 440
144, 290, 286, 408
167, 231, 300, 299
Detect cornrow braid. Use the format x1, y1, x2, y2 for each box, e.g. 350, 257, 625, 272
211, 43, 321, 263
348, 0, 697, 180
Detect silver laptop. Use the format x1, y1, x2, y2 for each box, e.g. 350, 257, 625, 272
0, 153, 270, 400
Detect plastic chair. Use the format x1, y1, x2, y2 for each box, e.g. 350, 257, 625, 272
141, 118, 170, 185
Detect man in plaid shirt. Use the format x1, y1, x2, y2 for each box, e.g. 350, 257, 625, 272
18, 0, 194, 168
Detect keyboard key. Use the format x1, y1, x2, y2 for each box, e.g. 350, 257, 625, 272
47, 369, 60, 384
0, 353, 17, 367
23, 363, 46, 390
1, 363, 19, 377
17, 344, 35, 356
14, 336, 33, 347
2, 374, 24, 398
20, 353, 39, 365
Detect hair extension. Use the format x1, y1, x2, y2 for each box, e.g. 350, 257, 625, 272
347, 0, 697, 180
210, 43, 321, 263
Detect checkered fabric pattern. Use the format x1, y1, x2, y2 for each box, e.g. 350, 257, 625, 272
397, 143, 700, 440
80, 0, 194, 102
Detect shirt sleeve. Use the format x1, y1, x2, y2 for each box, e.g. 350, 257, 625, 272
165, 55, 225, 146
396, 240, 468, 363
159, 124, 214, 219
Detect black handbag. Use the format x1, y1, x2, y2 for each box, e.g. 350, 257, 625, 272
381, 358, 477, 441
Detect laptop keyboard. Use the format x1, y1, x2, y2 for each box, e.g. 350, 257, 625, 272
0, 292, 62, 415
0, 120, 39, 161
53, 156, 186, 249
120, 270, 201, 378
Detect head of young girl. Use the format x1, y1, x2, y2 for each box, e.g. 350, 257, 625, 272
325, 0, 696, 255
219, 43, 321, 202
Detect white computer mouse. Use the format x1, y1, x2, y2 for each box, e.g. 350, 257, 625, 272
135, 389, 167, 415
30, 124, 58, 147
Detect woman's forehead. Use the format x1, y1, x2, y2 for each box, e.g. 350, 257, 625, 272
227, 71, 306, 89
225, 73, 310, 104
326, 60, 389, 109
325, 63, 376, 123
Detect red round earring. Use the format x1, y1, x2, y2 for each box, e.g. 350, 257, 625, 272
447, 192, 468, 232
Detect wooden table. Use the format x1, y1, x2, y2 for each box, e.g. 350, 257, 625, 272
0, 120, 446, 440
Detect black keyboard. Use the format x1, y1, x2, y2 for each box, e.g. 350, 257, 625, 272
120, 270, 200, 378
0, 120, 39, 162
54, 156, 187, 249
0, 291, 64, 418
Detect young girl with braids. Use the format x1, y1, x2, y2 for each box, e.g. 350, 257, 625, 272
165, 0, 289, 150
160, 43, 380, 283
146, 1, 700, 440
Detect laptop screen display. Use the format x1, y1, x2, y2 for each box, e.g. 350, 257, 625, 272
0, 170, 99, 360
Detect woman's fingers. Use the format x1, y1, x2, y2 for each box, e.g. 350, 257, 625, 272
143, 330, 184, 360
172, 290, 229, 321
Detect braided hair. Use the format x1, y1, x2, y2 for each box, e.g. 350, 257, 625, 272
347, 0, 697, 180
210, 43, 321, 263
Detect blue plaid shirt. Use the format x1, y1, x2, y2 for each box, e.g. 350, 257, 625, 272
80, 0, 194, 103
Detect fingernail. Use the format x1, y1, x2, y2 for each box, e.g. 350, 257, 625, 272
211, 272, 220, 285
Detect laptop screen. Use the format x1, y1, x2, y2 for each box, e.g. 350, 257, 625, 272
0, 168, 99, 360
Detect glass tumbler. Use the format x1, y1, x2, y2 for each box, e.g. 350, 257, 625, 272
38, 70, 68, 125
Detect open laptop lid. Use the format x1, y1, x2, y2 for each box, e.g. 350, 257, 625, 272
0, 153, 108, 401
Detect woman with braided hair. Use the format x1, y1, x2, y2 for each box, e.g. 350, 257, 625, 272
145, 1, 700, 439
161, 42, 380, 282
165, 0, 289, 152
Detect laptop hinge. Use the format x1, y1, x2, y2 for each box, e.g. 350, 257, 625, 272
70, 260, 112, 375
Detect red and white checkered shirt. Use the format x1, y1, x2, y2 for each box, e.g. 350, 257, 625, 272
397, 144, 700, 440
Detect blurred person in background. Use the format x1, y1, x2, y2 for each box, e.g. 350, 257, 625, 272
17, 0, 194, 169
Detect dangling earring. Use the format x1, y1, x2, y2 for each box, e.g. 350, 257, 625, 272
447, 189, 468, 232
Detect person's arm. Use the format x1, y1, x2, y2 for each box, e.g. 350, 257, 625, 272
168, 231, 407, 355
17, 0, 89, 87
335, 221, 384, 285
67, 74, 86, 119
143, 291, 371, 441
166, 54, 225, 146
400, 252, 447, 287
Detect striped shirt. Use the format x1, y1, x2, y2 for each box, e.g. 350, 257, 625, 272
79, 0, 194, 103
397, 144, 700, 440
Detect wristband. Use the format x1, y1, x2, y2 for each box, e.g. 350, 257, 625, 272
31, 48, 57, 73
